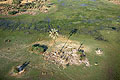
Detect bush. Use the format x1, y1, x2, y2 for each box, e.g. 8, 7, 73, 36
19, 9, 26, 12
31, 44, 48, 54
12, 0, 21, 5
8, 11, 18, 15
77, 51, 86, 60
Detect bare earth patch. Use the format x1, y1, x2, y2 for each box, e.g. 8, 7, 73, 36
29, 36, 91, 68
109, 0, 120, 4
95, 48, 103, 55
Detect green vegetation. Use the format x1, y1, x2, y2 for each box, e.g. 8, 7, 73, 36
18, 9, 26, 12
77, 51, 86, 60
30, 44, 47, 54
0, 0, 120, 80
8, 11, 18, 15
12, 0, 22, 5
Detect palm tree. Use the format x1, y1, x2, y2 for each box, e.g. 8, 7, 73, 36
49, 28, 59, 44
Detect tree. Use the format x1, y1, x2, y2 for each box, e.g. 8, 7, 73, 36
49, 28, 59, 44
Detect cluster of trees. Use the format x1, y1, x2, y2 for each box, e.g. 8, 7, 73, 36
12, 0, 47, 5
4, 0, 48, 15
11, 0, 48, 10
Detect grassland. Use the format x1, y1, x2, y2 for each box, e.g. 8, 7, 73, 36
0, 0, 120, 80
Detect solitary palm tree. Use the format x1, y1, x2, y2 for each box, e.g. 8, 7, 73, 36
49, 28, 59, 44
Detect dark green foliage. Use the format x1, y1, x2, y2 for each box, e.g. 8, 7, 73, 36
25, 3, 35, 9
77, 51, 86, 60
18, 9, 26, 12
12, 0, 21, 5
31, 44, 48, 53
29, 2, 36, 8
0, 4, 11, 8
14, 67, 19, 73
8, 11, 18, 15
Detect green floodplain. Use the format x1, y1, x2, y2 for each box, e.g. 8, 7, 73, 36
0, 0, 120, 80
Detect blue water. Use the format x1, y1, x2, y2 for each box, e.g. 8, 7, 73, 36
118, 16, 120, 18
61, 3, 65, 6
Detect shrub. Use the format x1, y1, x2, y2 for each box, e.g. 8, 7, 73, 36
31, 44, 48, 54
8, 11, 18, 15
77, 51, 86, 60
12, 0, 21, 5
14, 67, 19, 73
19, 9, 26, 12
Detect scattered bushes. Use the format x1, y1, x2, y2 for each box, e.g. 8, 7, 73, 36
8, 11, 18, 15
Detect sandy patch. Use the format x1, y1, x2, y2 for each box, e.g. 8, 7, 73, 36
109, 0, 120, 4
